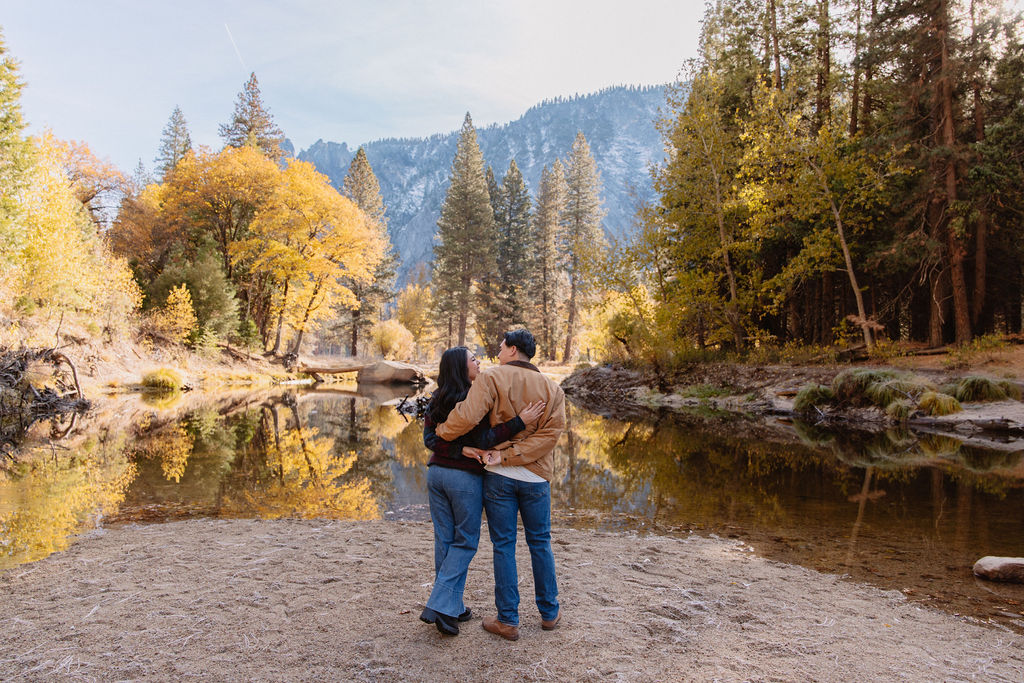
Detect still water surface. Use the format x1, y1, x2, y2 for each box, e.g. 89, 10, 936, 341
2, 385, 1023, 628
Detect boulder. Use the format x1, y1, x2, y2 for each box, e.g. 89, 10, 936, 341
973, 556, 1024, 583
356, 360, 426, 385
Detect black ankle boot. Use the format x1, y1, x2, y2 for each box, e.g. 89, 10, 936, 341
434, 611, 459, 636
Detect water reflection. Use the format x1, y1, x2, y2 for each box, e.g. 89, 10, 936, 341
0, 428, 135, 569
2, 389, 1023, 626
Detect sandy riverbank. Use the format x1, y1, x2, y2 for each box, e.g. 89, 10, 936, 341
2, 519, 1022, 681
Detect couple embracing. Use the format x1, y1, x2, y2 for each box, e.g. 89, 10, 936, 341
419, 328, 565, 641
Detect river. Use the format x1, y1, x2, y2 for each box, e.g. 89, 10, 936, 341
2, 384, 1022, 630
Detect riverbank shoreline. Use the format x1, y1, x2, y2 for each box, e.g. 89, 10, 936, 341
2, 518, 1022, 681
563, 354, 1024, 451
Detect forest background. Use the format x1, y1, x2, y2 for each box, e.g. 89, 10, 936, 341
2, 0, 1023, 372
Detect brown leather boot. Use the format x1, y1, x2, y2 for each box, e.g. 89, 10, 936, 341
482, 616, 520, 641
541, 612, 561, 630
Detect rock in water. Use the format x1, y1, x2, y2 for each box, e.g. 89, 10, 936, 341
356, 361, 426, 385
973, 556, 1024, 583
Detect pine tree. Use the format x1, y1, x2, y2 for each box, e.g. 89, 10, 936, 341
432, 113, 497, 347
0, 29, 32, 271
155, 106, 192, 178
219, 72, 286, 161
531, 161, 568, 360
339, 147, 396, 356
560, 132, 605, 361
495, 159, 533, 326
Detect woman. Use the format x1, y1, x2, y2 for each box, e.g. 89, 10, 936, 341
418, 346, 544, 636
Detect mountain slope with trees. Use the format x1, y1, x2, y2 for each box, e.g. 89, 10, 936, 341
298, 85, 665, 282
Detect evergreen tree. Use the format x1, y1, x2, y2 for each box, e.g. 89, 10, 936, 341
219, 72, 286, 161
530, 161, 568, 360
495, 159, 533, 326
339, 147, 396, 356
432, 113, 497, 347
155, 106, 192, 178
560, 132, 605, 361
0, 29, 32, 271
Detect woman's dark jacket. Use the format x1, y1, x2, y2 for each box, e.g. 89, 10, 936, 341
423, 412, 524, 474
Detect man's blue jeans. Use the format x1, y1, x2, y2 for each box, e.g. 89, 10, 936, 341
483, 472, 559, 626
426, 465, 484, 618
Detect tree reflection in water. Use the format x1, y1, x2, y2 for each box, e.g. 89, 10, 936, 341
0, 428, 135, 569
4, 387, 1024, 629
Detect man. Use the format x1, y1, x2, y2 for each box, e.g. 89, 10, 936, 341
436, 328, 565, 641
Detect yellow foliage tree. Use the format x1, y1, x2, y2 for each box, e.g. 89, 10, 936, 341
52, 137, 128, 227
13, 132, 141, 324
371, 318, 414, 360
236, 160, 383, 356
162, 145, 279, 281
396, 281, 432, 355
150, 283, 198, 344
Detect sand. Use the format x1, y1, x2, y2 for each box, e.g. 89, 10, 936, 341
2, 519, 1023, 682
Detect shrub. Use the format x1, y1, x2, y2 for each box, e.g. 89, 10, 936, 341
141, 368, 182, 390
885, 398, 915, 421
148, 250, 238, 339
794, 384, 835, 414
680, 384, 731, 399
371, 319, 413, 360
917, 390, 962, 416
863, 375, 935, 407
831, 369, 899, 406
947, 376, 1014, 403
149, 283, 198, 344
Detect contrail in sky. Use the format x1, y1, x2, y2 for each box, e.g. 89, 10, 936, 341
224, 23, 247, 71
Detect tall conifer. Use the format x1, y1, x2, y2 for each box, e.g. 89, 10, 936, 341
530, 161, 567, 360
0, 29, 31, 259
340, 147, 396, 356
560, 132, 605, 361
432, 113, 497, 347
496, 159, 533, 326
219, 72, 286, 161
155, 106, 192, 179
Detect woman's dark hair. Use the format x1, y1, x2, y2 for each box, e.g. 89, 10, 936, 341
427, 346, 472, 423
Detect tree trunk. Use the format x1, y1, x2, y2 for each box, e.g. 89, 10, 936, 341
939, 0, 971, 344
929, 265, 950, 348
563, 270, 578, 362
350, 308, 360, 357
271, 280, 289, 355
970, 0, 988, 332
862, 0, 877, 130
850, 0, 863, 135
815, 0, 832, 129
769, 0, 782, 89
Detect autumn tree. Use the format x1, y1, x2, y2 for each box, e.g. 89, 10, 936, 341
560, 132, 606, 361
338, 147, 396, 356
236, 160, 383, 357
155, 106, 192, 179
396, 269, 433, 357
219, 72, 286, 162
52, 138, 127, 228
432, 113, 497, 347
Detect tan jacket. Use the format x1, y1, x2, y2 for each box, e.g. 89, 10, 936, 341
436, 361, 565, 481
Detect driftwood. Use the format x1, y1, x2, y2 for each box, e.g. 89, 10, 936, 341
1, 347, 90, 447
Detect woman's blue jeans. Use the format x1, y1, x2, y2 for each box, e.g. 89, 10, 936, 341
426, 465, 484, 618
483, 472, 560, 626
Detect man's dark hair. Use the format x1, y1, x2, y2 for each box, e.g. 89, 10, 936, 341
503, 329, 536, 359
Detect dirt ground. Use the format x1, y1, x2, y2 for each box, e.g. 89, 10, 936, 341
2, 519, 1023, 682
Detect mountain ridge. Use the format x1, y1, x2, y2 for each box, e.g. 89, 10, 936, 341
297, 84, 669, 283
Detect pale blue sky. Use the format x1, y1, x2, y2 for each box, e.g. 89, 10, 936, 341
1, 0, 705, 173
